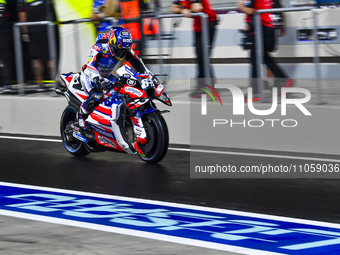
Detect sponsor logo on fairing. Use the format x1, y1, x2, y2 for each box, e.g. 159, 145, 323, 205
127, 79, 136, 86
125, 87, 143, 97
135, 128, 142, 137
124, 67, 134, 77
98, 136, 116, 148
73, 132, 88, 143
92, 126, 115, 140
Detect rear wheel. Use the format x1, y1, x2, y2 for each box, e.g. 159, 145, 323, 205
60, 106, 90, 157
138, 111, 169, 164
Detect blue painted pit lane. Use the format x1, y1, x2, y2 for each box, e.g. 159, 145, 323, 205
1, 182, 340, 255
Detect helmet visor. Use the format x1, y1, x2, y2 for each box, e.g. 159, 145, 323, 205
113, 48, 128, 60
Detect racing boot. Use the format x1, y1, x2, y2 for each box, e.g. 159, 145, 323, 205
77, 112, 90, 131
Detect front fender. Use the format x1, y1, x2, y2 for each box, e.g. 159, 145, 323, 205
134, 107, 157, 118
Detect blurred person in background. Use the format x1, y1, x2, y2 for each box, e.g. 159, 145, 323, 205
139, 0, 149, 12
172, 0, 217, 98
18, 0, 54, 91
238, 0, 293, 102
0, 0, 13, 93
91, 0, 119, 35
264, 0, 287, 90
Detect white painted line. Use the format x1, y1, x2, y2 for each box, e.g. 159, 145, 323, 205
1, 135, 339, 163
0, 135, 61, 143
1, 181, 340, 230
169, 148, 340, 163
0, 209, 284, 255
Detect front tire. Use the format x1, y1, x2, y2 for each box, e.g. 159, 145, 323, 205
60, 106, 90, 157
138, 111, 169, 164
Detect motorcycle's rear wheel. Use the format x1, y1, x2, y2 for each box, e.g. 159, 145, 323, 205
138, 111, 169, 164
60, 106, 90, 157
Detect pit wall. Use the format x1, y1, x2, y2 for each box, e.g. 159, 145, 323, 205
1, 96, 340, 156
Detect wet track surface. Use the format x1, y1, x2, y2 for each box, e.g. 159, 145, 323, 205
1, 134, 340, 225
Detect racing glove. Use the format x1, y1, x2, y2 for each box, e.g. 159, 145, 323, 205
93, 77, 111, 91
114, 77, 125, 89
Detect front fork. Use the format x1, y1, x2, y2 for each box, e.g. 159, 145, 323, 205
130, 116, 148, 154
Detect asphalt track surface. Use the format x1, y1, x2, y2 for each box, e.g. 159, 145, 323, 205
1, 134, 340, 254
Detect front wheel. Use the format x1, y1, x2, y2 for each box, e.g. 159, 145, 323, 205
60, 105, 90, 157
138, 111, 169, 164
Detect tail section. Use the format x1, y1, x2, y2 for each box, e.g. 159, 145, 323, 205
59, 72, 85, 110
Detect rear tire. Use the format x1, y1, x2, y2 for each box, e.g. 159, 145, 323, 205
60, 106, 90, 157
138, 111, 169, 164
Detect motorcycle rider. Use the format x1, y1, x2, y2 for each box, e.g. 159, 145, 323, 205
78, 26, 149, 153
79, 26, 147, 127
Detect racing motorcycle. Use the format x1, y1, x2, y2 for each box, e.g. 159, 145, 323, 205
55, 65, 172, 164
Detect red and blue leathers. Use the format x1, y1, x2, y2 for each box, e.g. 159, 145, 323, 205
80, 33, 146, 116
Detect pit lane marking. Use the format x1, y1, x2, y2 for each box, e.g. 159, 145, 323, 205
1, 135, 340, 163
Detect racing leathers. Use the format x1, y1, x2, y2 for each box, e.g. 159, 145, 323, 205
80, 33, 146, 118
79, 33, 148, 154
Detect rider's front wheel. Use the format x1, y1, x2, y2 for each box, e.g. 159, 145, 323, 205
138, 111, 169, 164
60, 105, 90, 157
